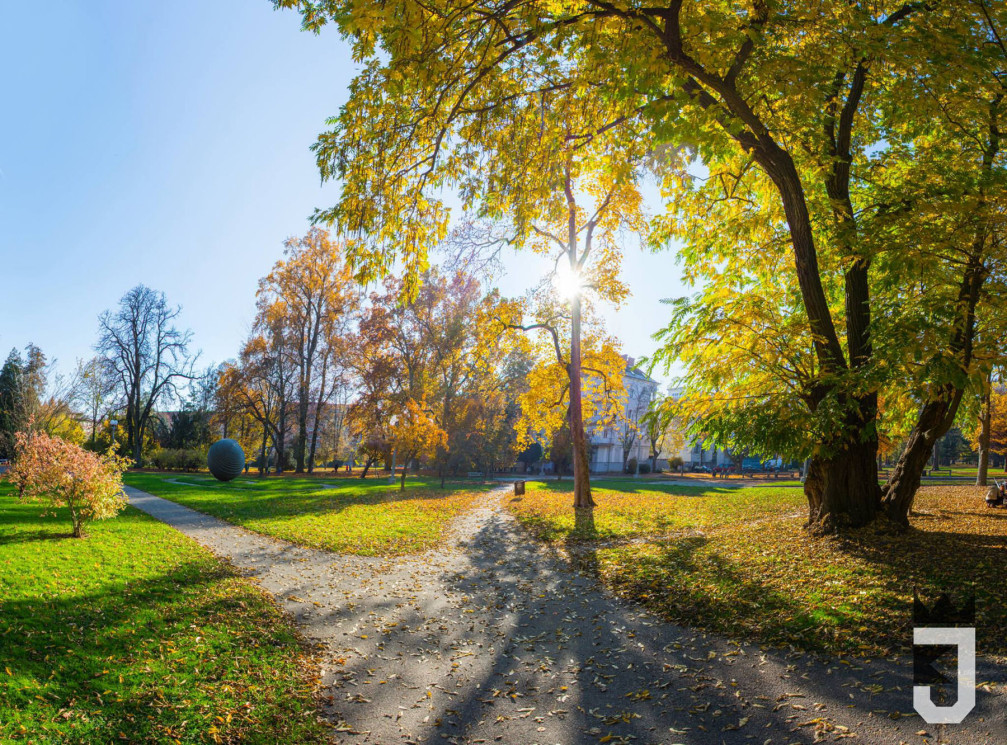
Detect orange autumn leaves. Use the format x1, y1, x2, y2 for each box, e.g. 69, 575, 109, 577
7, 429, 130, 537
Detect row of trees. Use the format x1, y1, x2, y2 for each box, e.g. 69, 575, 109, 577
214, 226, 589, 486
2, 229, 660, 487
275, 0, 1007, 531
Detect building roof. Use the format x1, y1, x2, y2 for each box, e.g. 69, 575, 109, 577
623, 356, 658, 385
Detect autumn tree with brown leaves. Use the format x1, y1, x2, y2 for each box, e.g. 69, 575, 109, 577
257, 228, 359, 473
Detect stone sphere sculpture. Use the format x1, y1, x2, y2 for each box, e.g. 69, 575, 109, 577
207, 438, 245, 482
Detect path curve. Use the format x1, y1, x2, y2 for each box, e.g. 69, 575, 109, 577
125, 485, 1006, 744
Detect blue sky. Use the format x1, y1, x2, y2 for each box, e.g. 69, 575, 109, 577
0, 1, 687, 389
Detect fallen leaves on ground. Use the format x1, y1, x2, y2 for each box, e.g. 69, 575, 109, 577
516, 484, 1006, 657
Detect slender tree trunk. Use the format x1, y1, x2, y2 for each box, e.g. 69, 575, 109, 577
883, 396, 960, 524
569, 292, 593, 509
275, 404, 286, 473
977, 384, 991, 486
259, 424, 268, 476
361, 456, 373, 479
295, 397, 308, 473
307, 408, 321, 474
132, 416, 144, 468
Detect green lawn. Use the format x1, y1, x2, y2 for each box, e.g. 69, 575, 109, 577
509, 479, 805, 541
125, 472, 492, 556
0, 485, 331, 744
509, 482, 1007, 657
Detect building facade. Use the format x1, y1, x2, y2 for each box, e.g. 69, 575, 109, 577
665, 386, 731, 468
588, 357, 659, 474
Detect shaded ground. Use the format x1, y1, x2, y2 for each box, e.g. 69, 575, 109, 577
509, 485, 1007, 659
127, 484, 1007, 744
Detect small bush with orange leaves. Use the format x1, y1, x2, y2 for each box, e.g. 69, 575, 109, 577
7, 429, 130, 538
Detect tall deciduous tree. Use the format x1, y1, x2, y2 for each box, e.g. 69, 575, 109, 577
97, 286, 196, 466
642, 392, 686, 474
257, 228, 359, 473
509, 288, 626, 498
276, 0, 1007, 531
76, 356, 118, 447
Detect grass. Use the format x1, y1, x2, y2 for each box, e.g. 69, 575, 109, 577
0, 484, 331, 744
124, 472, 491, 556
509, 479, 805, 541
509, 482, 1007, 657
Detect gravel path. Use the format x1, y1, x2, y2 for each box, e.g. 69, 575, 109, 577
126, 485, 1006, 744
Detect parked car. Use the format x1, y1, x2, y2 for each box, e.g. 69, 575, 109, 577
693, 464, 711, 473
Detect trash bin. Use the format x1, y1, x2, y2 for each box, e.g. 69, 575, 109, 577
514, 480, 526, 496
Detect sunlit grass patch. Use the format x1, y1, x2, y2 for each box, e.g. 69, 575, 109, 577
0, 485, 331, 744
126, 472, 491, 556
509, 479, 805, 541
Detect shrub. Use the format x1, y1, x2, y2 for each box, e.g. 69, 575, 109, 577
639, 463, 651, 474
625, 457, 638, 474
183, 448, 205, 472
668, 456, 684, 469
149, 447, 206, 472
7, 430, 130, 538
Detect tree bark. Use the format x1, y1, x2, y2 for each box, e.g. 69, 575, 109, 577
569, 293, 593, 510
977, 382, 991, 487
804, 429, 881, 531
294, 397, 308, 473
259, 424, 269, 476
883, 399, 955, 524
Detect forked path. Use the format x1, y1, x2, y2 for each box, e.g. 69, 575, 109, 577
125, 485, 1006, 744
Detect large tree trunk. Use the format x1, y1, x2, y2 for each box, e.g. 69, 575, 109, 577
977, 383, 991, 487
804, 428, 881, 531
274, 430, 285, 474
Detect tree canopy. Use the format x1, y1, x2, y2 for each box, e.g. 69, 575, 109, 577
276, 0, 1007, 530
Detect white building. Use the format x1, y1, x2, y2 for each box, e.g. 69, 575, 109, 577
666, 386, 731, 468
588, 357, 659, 474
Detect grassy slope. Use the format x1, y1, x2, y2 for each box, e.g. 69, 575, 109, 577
0, 485, 331, 744
509, 482, 1006, 657
125, 473, 492, 556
